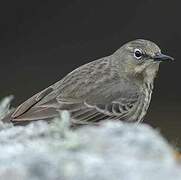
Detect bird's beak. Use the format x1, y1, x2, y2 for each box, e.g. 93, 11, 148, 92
153, 53, 174, 62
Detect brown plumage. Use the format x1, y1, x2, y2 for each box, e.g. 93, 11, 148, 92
2, 39, 174, 126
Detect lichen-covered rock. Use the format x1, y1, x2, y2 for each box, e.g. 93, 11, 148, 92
0, 96, 180, 180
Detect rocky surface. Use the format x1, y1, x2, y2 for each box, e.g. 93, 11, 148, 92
0, 96, 180, 180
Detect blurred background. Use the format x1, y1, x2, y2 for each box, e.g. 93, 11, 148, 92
0, 0, 180, 146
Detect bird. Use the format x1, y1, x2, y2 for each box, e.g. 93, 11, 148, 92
2, 39, 174, 126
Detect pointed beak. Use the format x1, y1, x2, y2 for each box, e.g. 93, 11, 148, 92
153, 53, 174, 62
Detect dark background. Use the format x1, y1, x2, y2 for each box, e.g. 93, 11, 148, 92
0, 0, 180, 146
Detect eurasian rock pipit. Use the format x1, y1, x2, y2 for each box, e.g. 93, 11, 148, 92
3, 39, 174, 126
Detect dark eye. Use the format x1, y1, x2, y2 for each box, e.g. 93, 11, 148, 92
134, 48, 143, 60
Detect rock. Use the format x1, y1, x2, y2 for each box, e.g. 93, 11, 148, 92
0, 96, 180, 180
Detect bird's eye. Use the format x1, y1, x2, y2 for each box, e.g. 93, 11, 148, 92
134, 49, 143, 60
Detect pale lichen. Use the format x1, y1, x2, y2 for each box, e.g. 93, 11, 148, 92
0, 96, 180, 180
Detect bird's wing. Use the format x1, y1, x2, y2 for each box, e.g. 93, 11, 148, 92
10, 57, 140, 124
11, 80, 140, 124
56, 82, 140, 125
10, 57, 112, 122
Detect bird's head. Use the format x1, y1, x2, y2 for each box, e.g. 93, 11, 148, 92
114, 39, 174, 83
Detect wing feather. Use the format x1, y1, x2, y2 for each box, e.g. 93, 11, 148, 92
11, 87, 55, 119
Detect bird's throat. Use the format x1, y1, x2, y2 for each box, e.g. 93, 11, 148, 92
143, 63, 160, 84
